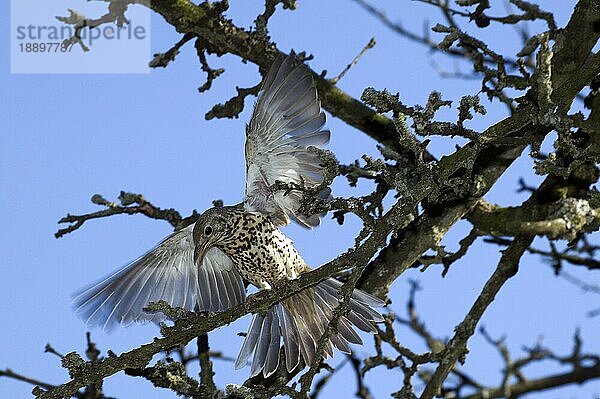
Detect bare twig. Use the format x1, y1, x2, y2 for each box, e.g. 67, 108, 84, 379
0, 369, 55, 391
329, 37, 376, 84
55, 191, 198, 238
149, 33, 195, 68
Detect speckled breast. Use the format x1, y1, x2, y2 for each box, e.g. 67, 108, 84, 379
220, 211, 307, 289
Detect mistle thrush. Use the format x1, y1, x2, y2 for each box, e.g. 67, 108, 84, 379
74, 54, 385, 378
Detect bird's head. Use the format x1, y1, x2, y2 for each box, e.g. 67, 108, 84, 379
192, 207, 231, 264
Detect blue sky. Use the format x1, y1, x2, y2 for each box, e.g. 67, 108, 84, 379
1, 1, 598, 398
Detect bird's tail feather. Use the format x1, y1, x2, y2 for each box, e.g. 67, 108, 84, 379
234, 278, 385, 378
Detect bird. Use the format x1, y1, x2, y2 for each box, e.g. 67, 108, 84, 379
73, 54, 385, 378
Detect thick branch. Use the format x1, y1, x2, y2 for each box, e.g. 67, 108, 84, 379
462, 363, 600, 399
468, 199, 599, 240
359, 0, 600, 296
359, 117, 533, 296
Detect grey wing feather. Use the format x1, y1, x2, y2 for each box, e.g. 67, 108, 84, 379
240, 307, 283, 378
311, 294, 335, 358
321, 278, 386, 308
235, 313, 264, 369
251, 312, 273, 377
73, 223, 246, 331
330, 333, 352, 354
337, 317, 363, 345
290, 307, 318, 366
315, 287, 376, 333
264, 310, 281, 377
276, 304, 300, 372
244, 54, 331, 228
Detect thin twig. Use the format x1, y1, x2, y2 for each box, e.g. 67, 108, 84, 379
330, 37, 376, 84
149, 33, 195, 68
0, 369, 55, 391
55, 191, 197, 238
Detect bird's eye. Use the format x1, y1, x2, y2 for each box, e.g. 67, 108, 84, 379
204, 225, 213, 236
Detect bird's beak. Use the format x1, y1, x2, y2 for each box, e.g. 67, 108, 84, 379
194, 242, 207, 265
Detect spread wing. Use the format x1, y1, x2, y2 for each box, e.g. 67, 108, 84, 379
244, 54, 331, 227
73, 223, 246, 331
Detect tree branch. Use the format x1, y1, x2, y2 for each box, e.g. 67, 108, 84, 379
197, 334, 217, 397
55, 191, 198, 238
420, 235, 533, 399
